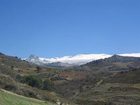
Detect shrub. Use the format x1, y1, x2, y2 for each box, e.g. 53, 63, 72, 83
0, 74, 17, 91
43, 79, 54, 90
24, 75, 42, 88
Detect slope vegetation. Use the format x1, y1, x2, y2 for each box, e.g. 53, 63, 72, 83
0, 89, 55, 105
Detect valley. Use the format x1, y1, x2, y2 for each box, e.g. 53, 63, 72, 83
0, 52, 140, 105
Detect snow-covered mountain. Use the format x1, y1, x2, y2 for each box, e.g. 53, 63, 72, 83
26, 54, 112, 66
26, 53, 140, 67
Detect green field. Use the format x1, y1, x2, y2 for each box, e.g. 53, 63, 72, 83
0, 89, 55, 105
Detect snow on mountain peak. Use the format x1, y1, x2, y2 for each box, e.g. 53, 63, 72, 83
26, 53, 140, 66
26, 54, 112, 65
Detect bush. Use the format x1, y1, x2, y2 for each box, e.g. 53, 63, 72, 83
19, 75, 54, 90
43, 79, 54, 90
0, 74, 17, 91
23, 75, 42, 88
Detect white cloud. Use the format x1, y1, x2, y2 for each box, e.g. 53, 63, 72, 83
119, 53, 140, 57
39, 54, 112, 65
27, 53, 140, 66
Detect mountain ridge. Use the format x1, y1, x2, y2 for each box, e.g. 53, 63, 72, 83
81, 54, 140, 72
26, 53, 140, 67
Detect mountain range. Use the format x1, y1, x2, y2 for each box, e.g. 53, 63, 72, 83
1, 52, 140, 105
26, 53, 140, 67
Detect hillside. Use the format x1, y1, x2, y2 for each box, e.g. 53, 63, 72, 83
55, 69, 140, 105
0, 52, 76, 105
0, 53, 60, 104
54, 55, 140, 105
0, 52, 140, 105
81, 55, 140, 72
0, 89, 55, 105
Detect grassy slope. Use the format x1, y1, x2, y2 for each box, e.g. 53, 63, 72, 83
0, 89, 55, 105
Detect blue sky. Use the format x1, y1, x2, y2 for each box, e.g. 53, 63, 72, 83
0, 0, 140, 58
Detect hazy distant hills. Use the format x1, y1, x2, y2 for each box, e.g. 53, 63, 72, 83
26, 53, 140, 67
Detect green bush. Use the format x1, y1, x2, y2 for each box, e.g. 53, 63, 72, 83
23, 75, 42, 88
43, 79, 54, 91
16, 75, 54, 91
